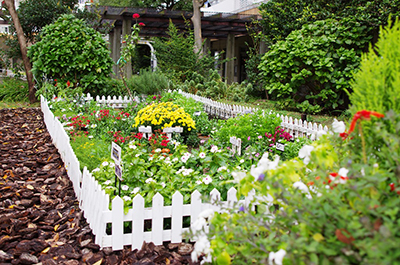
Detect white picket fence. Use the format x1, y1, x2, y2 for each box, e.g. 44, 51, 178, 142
178, 91, 330, 139
41, 96, 257, 251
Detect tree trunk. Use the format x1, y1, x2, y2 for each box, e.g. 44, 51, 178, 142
191, 0, 205, 55
4, 0, 36, 103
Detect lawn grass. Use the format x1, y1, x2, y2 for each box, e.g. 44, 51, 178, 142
0, 101, 40, 109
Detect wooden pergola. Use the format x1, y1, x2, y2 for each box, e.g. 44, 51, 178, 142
94, 6, 262, 83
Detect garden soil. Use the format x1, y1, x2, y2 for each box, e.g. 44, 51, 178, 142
0, 108, 200, 265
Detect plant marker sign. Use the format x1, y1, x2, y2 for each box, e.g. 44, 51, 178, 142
276, 142, 285, 152
111, 142, 123, 195
230, 136, 242, 156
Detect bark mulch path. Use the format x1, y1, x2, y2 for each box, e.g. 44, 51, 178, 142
0, 108, 199, 265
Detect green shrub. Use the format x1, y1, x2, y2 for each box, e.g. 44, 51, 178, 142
94, 78, 125, 97
28, 14, 114, 95
349, 18, 400, 115
127, 69, 169, 95
0, 77, 29, 102
259, 18, 372, 113
213, 110, 282, 151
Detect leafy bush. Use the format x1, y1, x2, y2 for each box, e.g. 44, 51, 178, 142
133, 102, 196, 133
176, 69, 250, 102
95, 78, 126, 97
259, 19, 372, 113
349, 18, 400, 115
0, 77, 29, 102
28, 14, 114, 95
127, 69, 169, 95
212, 110, 281, 152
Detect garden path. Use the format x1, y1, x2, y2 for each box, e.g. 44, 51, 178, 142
0, 108, 198, 265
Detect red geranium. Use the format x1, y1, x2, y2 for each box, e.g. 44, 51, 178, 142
132, 13, 140, 19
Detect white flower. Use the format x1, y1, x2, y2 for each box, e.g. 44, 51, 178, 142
268, 249, 287, 265
131, 187, 140, 194
332, 118, 346, 133
182, 168, 194, 176
149, 157, 153, 161
195, 180, 202, 185
145, 178, 155, 184
191, 236, 211, 262
110, 162, 115, 167
232, 171, 246, 183
298, 145, 314, 165
217, 166, 227, 172
90, 124, 97, 129
293, 181, 311, 199
101, 161, 109, 167
202, 175, 212, 185
181, 156, 189, 163
210, 146, 219, 153
240, 159, 245, 163
198, 209, 215, 220
129, 142, 137, 149
161, 182, 166, 188
92, 168, 100, 173
104, 180, 112, 185
135, 154, 141, 157
123, 196, 131, 201
199, 152, 206, 158
155, 148, 161, 153
329, 167, 349, 184
88, 135, 93, 139
192, 216, 207, 232
122, 185, 129, 191
172, 158, 179, 163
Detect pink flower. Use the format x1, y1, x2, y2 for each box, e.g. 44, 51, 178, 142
247, 136, 250, 141
132, 13, 140, 19
138, 22, 145, 27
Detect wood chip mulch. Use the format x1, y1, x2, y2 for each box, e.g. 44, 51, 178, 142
0, 108, 200, 265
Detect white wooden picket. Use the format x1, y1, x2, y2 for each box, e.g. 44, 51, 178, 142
41, 96, 259, 251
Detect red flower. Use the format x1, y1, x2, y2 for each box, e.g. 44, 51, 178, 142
390, 183, 395, 192
132, 13, 140, 19
348, 110, 384, 134
139, 22, 145, 27
67, 80, 71, 87
339, 132, 349, 140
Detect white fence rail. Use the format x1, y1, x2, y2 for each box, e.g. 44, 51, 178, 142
178, 91, 329, 139
41, 96, 257, 251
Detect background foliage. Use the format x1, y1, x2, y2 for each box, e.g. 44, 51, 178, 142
259, 19, 372, 113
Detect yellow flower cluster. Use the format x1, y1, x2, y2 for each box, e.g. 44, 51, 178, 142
133, 102, 196, 131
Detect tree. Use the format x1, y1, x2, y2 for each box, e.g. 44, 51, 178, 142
17, 0, 78, 43
3, 0, 36, 103
191, 0, 206, 54
259, 0, 400, 46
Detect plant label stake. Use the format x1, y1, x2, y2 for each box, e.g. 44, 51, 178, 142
111, 142, 123, 196
138, 126, 152, 139
230, 136, 242, 156
276, 142, 285, 152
